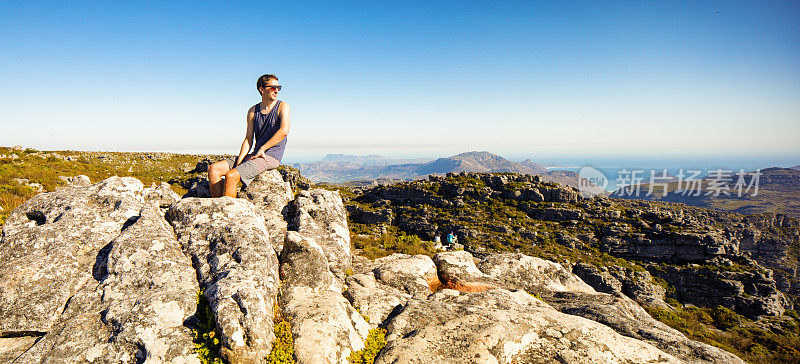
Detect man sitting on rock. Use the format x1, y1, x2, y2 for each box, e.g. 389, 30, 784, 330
207, 74, 290, 197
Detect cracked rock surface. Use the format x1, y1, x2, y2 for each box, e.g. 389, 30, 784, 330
167, 197, 279, 363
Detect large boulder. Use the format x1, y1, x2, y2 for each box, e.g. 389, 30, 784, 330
238, 170, 294, 254
377, 289, 681, 363
290, 189, 351, 279
279, 232, 369, 363
99, 203, 199, 362
281, 287, 370, 364
280, 231, 339, 292
0, 177, 145, 334
478, 253, 596, 295
432, 251, 501, 292
572, 263, 624, 295
344, 273, 410, 328
167, 197, 279, 364
16, 203, 201, 363
143, 182, 182, 210
372, 253, 440, 296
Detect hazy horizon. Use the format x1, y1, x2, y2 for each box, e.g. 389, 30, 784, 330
5, 144, 794, 172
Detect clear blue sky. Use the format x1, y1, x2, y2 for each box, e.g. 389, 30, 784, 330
1, 1, 798, 165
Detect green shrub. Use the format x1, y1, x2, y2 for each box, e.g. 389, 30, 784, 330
645, 304, 800, 363
266, 321, 295, 364
350, 230, 435, 259
267, 282, 296, 363
394, 232, 435, 256
193, 291, 226, 364
710, 306, 742, 330
347, 328, 387, 364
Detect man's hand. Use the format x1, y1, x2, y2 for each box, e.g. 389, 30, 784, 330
252, 149, 267, 160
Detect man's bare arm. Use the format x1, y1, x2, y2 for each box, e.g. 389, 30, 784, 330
254, 102, 290, 159
235, 106, 256, 166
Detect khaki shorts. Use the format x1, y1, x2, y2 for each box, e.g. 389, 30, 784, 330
225, 154, 280, 186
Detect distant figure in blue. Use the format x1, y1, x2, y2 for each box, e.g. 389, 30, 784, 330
446, 232, 455, 245
207, 74, 290, 197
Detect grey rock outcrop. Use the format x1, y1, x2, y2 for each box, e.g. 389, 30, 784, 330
378, 289, 681, 363
238, 170, 294, 254
1, 177, 146, 334
12, 287, 117, 363
346, 205, 393, 225
341, 253, 440, 329
281, 287, 370, 363
344, 273, 410, 328
433, 251, 501, 292
290, 189, 351, 280
98, 203, 199, 362
280, 231, 338, 292
278, 232, 369, 363
167, 197, 279, 363
386, 250, 743, 364
144, 182, 182, 210
1, 177, 201, 363
651, 265, 788, 317
544, 291, 745, 364
372, 253, 440, 296
17, 203, 200, 363
523, 206, 584, 221
58, 174, 92, 187
0, 170, 753, 363
478, 253, 595, 295
573, 263, 668, 308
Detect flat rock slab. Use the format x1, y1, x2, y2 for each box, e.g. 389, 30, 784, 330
377, 289, 681, 364
478, 253, 596, 294
544, 291, 744, 364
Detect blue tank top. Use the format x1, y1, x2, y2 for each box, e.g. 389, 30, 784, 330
253, 100, 287, 162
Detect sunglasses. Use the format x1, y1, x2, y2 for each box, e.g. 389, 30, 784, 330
262, 85, 282, 91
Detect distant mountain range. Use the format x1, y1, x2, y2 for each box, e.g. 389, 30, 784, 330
317, 154, 433, 166
611, 167, 800, 218
293, 151, 607, 196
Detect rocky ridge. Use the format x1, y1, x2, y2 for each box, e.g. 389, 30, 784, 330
348, 172, 799, 320
0, 170, 751, 363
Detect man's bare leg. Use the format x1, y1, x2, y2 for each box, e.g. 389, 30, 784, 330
208, 161, 230, 198
223, 169, 241, 197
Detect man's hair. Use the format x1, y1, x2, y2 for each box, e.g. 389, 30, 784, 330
257, 74, 279, 93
